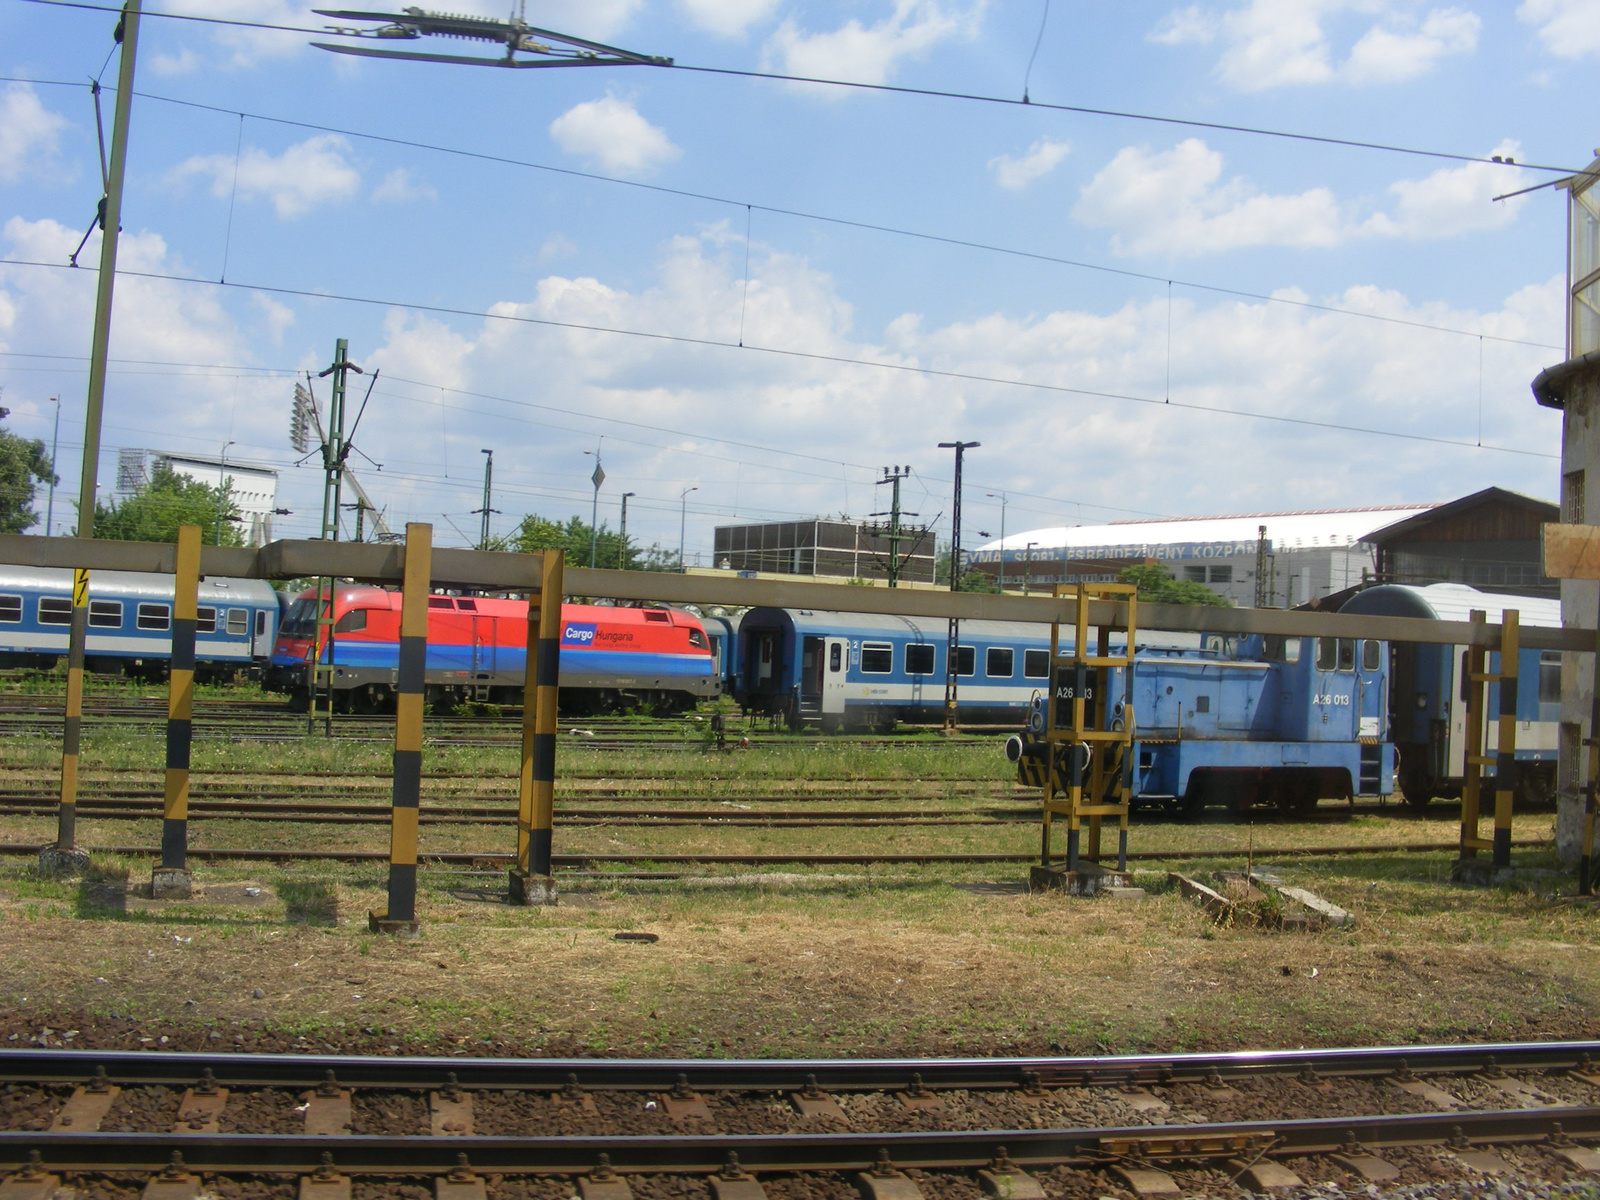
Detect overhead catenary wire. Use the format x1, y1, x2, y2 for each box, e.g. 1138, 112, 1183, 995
0, 255, 1559, 462
0, 73, 1565, 352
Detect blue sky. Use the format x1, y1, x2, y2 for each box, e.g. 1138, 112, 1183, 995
1, 0, 1596, 560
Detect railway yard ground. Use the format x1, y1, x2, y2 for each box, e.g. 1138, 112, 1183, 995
8, 681, 1600, 1196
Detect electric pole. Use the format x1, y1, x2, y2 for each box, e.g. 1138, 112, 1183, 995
871, 466, 916, 588
310, 338, 361, 735
475, 448, 498, 550
620, 491, 636, 570
1254, 524, 1271, 608
938, 440, 979, 733
52, 0, 142, 868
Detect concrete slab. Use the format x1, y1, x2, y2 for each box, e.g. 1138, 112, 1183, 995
858, 1171, 922, 1200
1330, 1152, 1400, 1182
976, 1168, 1045, 1200
1107, 1166, 1179, 1196
1230, 1160, 1303, 1192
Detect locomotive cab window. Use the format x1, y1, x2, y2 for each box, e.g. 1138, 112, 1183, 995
0, 595, 20, 623
38, 597, 72, 625
986, 647, 1014, 678
1261, 634, 1302, 664
956, 646, 976, 676
227, 609, 249, 636
88, 600, 122, 628
1316, 638, 1337, 671
905, 643, 935, 674
1361, 639, 1381, 671
687, 627, 706, 649
196, 607, 217, 634
860, 642, 892, 673
334, 608, 368, 633
280, 598, 316, 637
1024, 649, 1050, 678
1337, 638, 1356, 671
1541, 652, 1562, 704
137, 603, 171, 632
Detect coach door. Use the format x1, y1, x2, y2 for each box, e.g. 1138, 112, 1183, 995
250, 609, 270, 657
821, 637, 849, 721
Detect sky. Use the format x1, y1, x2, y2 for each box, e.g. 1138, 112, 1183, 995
0, 0, 1597, 563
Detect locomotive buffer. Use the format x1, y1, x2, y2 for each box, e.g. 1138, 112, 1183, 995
1007, 583, 1138, 895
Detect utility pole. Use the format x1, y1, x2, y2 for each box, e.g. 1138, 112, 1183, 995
987, 491, 1007, 591
938, 440, 979, 733
871, 466, 916, 587
586, 439, 604, 568
50, 0, 142, 869
215, 439, 234, 546
45, 396, 60, 537
310, 338, 361, 735
1254, 524, 1271, 608
475, 448, 498, 550
620, 491, 636, 570
679, 486, 697, 572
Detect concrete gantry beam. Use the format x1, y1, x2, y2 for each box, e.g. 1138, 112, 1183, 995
0, 533, 1592, 651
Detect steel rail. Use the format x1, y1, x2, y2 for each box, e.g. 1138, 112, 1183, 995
9, 1107, 1600, 1172
0, 841, 1547, 865
4, 1041, 1597, 1091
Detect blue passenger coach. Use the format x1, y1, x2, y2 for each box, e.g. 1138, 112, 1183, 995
1337, 583, 1559, 806
0, 566, 284, 679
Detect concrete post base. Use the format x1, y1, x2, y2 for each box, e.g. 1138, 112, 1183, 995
510, 870, 558, 906
150, 867, 193, 900
37, 844, 91, 877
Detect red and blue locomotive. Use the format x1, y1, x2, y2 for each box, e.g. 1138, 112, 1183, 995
266, 585, 718, 713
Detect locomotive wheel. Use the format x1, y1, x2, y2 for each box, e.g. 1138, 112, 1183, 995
1180, 776, 1208, 822
1401, 779, 1436, 809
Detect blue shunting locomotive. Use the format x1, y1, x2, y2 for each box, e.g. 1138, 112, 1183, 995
734, 607, 1394, 814
0, 566, 285, 680
1336, 583, 1559, 806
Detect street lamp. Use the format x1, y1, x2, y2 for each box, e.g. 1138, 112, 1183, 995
986, 491, 1007, 591
215, 439, 235, 546
620, 491, 636, 570
679, 486, 698, 573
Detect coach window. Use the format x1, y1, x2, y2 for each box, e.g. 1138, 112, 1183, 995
905, 643, 935, 674
1315, 638, 1337, 671
1542, 652, 1562, 704
334, 608, 368, 633
1361, 639, 1381, 671
1337, 638, 1356, 671
196, 607, 217, 634
38, 597, 72, 625
861, 642, 892, 673
227, 609, 249, 636
987, 647, 1014, 678
1024, 648, 1050, 678
0, 595, 21, 623
136, 602, 171, 632
255, 611, 267, 638
956, 645, 976, 676
88, 600, 122, 628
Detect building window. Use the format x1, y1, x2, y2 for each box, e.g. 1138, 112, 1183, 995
986, 647, 1014, 677
38, 597, 72, 625
1024, 649, 1050, 678
905, 643, 935, 674
1565, 470, 1586, 525
1573, 177, 1600, 357
1183, 565, 1206, 582
1541, 652, 1562, 704
860, 642, 893, 673
136, 603, 171, 632
88, 600, 122, 628
1209, 564, 1233, 583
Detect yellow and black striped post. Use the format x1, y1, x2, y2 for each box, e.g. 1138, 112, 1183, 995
511, 548, 563, 905
370, 522, 431, 934
1491, 609, 1520, 870
43, 567, 94, 873
152, 524, 202, 899
1458, 610, 1488, 862
1583, 604, 1600, 895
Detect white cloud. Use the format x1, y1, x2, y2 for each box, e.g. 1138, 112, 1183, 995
987, 138, 1070, 190
679, 0, 781, 37
153, 0, 314, 67
371, 169, 437, 205
539, 233, 578, 262
0, 85, 70, 185
548, 96, 681, 177
1151, 0, 1480, 90
1519, 0, 1600, 59
1364, 140, 1527, 238
1075, 138, 1529, 256
524, 0, 645, 42
763, 0, 986, 89
1073, 139, 1348, 256
171, 135, 361, 219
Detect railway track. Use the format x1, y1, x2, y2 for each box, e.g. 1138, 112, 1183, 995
6, 1043, 1600, 1192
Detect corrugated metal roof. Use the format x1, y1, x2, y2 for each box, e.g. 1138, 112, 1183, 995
1345, 583, 1562, 629
981, 505, 1434, 555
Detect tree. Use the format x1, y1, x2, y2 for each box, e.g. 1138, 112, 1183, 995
934, 546, 1001, 592
0, 417, 55, 534
94, 465, 244, 545
509, 513, 677, 571
1117, 562, 1233, 607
